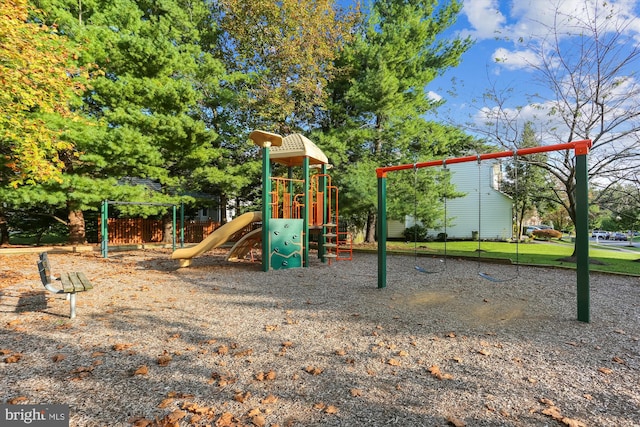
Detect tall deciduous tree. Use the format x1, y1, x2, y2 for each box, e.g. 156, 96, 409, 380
478, 1, 640, 250
502, 122, 553, 238
0, 0, 85, 187
217, 0, 358, 134
315, 0, 473, 241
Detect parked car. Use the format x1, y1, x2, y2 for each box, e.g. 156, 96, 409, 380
612, 232, 628, 241
591, 230, 608, 239
524, 226, 541, 236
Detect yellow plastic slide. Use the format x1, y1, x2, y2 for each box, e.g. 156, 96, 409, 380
171, 211, 262, 267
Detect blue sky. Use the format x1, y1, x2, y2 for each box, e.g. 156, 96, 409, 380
432, 0, 640, 132
343, 0, 640, 144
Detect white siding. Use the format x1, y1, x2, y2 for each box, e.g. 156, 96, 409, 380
426, 161, 513, 240
387, 220, 406, 239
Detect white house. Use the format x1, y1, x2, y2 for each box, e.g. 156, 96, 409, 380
389, 160, 514, 240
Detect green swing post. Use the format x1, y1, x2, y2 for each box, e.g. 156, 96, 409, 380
172, 205, 177, 252
180, 202, 185, 248
575, 143, 590, 322
101, 200, 108, 258
377, 171, 387, 289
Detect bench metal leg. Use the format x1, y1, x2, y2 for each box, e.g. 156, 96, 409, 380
69, 293, 77, 319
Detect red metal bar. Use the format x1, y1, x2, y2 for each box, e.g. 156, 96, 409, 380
376, 140, 592, 177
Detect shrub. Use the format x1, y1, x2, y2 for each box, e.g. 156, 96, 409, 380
532, 228, 562, 240
403, 224, 429, 242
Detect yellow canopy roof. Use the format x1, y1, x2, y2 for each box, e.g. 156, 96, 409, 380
269, 133, 329, 166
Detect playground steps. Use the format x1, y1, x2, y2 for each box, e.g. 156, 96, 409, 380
322, 223, 353, 263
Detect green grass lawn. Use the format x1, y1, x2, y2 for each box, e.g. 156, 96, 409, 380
378, 239, 640, 276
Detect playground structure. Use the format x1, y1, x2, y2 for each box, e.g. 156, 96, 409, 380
376, 140, 593, 323
171, 130, 352, 270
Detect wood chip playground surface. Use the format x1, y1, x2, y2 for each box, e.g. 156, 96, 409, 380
0, 248, 638, 426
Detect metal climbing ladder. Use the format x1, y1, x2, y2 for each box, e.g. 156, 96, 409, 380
311, 174, 353, 264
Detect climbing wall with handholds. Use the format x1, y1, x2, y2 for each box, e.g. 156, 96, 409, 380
269, 219, 303, 270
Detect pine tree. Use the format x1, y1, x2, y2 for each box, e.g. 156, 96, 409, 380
315, 0, 474, 241
22, 0, 230, 243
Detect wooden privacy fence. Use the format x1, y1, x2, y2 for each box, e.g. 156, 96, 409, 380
98, 219, 258, 245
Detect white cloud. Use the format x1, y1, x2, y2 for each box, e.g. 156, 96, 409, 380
463, 0, 640, 73
491, 47, 545, 71
461, 0, 506, 39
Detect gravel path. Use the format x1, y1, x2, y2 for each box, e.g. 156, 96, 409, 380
1, 249, 639, 426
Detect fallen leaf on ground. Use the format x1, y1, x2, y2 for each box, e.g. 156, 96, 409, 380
251, 415, 266, 427
387, 358, 401, 366
350, 388, 363, 397
157, 355, 172, 366
133, 365, 148, 376
112, 343, 133, 351
4, 353, 22, 363
598, 367, 613, 375
215, 412, 236, 427
304, 366, 323, 375
165, 410, 187, 423
325, 405, 338, 414
52, 354, 65, 363
261, 394, 278, 404
428, 365, 453, 380
255, 370, 277, 381
157, 398, 174, 408
234, 391, 250, 403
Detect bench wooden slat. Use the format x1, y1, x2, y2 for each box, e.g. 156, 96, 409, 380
61, 272, 93, 293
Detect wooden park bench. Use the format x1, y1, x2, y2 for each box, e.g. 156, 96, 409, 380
37, 252, 93, 319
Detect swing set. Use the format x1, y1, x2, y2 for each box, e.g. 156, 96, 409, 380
376, 140, 592, 322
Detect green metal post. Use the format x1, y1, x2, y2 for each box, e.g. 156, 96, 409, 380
377, 174, 387, 288
172, 205, 177, 252
262, 145, 271, 272
303, 157, 310, 267
575, 151, 590, 322
101, 200, 108, 258
180, 202, 184, 248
